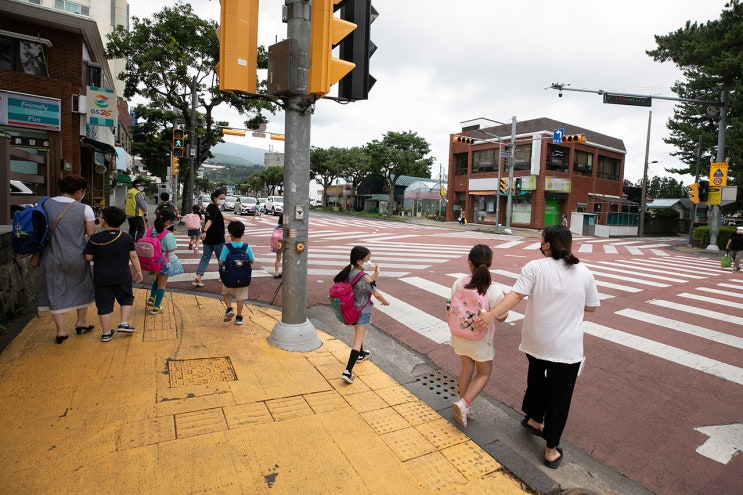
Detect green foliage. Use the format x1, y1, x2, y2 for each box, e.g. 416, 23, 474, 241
693, 225, 738, 249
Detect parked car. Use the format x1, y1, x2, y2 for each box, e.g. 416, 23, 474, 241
199, 194, 211, 209
265, 195, 284, 216
222, 195, 237, 211
256, 197, 267, 213
310, 198, 321, 207
234, 196, 257, 216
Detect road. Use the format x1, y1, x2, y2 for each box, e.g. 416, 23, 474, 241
165, 211, 743, 495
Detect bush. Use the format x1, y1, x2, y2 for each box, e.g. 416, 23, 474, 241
693, 225, 737, 250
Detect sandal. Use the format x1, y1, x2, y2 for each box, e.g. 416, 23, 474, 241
75, 325, 95, 335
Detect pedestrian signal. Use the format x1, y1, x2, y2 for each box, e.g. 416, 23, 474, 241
699, 180, 709, 202
562, 134, 587, 143
172, 128, 185, 158
452, 136, 475, 144
515, 177, 522, 194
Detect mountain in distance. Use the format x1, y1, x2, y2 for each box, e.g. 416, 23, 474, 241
209, 141, 269, 166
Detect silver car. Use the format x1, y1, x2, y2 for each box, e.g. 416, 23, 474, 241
234, 196, 257, 216
222, 195, 237, 211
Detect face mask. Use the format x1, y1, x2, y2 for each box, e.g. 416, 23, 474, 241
217, 199, 226, 206
137, 186, 145, 192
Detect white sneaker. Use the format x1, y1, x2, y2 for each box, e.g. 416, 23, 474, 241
452, 399, 469, 428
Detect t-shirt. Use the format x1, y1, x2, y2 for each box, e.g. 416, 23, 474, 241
512, 257, 600, 364
729, 232, 743, 251
349, 268, 374, 315
84, 229, 136, 285
151, 228, 177, 253
203, 203, 225, 246
218, 241, 255, 263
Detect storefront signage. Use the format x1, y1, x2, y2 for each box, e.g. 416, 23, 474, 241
86, 86, 117, 127
3, 91, 61, 131
545, 177, 571, 193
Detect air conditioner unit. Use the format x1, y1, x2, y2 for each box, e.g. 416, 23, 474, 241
71, 94, 86, 114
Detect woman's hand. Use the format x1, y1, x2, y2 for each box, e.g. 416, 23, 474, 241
474, 311, 496, 332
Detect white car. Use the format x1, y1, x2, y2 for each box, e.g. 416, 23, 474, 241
256, 197, 267, 213
234, 196, 258, 216
222, 195, 237, 211
265, 196, 283, 216
199, 194, 211, 209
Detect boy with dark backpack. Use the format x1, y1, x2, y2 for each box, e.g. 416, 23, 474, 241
218, 221, 254, 325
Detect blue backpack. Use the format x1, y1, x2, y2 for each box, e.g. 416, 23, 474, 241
12, 197, 50, 255
219, 244, 252, 288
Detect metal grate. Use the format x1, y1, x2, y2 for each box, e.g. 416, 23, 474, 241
167, 356, 237, 387
414, 370, 458, 401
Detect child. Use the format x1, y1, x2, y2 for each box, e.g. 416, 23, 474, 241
84, 206, 144, 342
271, 214, 283, 279
183, 204, 203, 254
333, 246, 390, 384
219, 221, 255, 325
145, 209, 177, 315
449, 244, 508, 428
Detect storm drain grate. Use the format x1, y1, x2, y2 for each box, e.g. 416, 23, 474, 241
414, 370, 458, 401
167, 356, 237, 387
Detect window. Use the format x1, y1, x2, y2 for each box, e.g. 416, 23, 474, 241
597, 155, 621, 181
0, 35, 48, 76
454, 153, 468, 175
573, 150, 593, 176
20, 0, 42, 4
472, 149, 497, 173
513, 144, 532, 171
546, 144, 569, 172
86, 64, 102, 87
55, 0, 90, 15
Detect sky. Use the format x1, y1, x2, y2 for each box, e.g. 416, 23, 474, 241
127, 0, 730, 184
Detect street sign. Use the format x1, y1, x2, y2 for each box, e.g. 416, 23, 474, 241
500, 151, 510, 157
553, 128, 564, 144
603, 93, 652, 107
710, 162, 728, 187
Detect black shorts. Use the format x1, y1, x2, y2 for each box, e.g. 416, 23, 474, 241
94, 283, 135, 315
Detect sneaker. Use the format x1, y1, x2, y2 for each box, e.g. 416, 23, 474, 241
101, 330, 115, 342
149, 306, 163, 315
234, 315, 243, 325
116, 323, 135, 333
194, 248, 199, 254
357, 350, 371, 362
341, 370, 354, 384
452, 399, 469, 428
146, 297, 155, 307
224, 307, 234, 322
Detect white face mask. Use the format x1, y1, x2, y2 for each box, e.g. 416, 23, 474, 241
217, 199, 226, 206
137, 186, 145, 192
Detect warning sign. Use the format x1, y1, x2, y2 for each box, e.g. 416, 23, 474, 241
710, 162, 728, 187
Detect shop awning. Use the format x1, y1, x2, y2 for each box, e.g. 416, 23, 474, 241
116, 173, 132, 183
469, 191, 497, 196
80, 137, 116, 155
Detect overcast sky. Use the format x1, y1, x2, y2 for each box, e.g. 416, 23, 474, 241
127, 0, 729, 183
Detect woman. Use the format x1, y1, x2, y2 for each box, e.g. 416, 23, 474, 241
38, 175, 96, 344
193, 189, 226, 287
333, 246, 390, 384
475, 225, 600, 469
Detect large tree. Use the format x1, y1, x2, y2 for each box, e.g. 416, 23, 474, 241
106, 2, 275, 208
366, 131, 433, 216
647, 0, 742, 207
310, 147, 344, 207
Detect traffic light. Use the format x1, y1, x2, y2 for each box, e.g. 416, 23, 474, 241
452, 136, 475, 144
172, 128, 185, 158
687, 183, 699, 204
217, 0, 258, 94
515, 177, 522, 194
338, 0, 378, 100
699, 180, 709, 202
562, 134, 587, 143
309, 0, 357, 96
172, 157, 179, 176
499, 178, 508, 195
221, 129, 246, 136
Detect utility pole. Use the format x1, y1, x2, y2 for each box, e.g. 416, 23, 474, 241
505, 116, 516, 228
708, 87, 728, 251
638, 111, 652, 237
268, 0, 321, 351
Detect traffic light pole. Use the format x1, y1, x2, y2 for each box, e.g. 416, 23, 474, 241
505, 116, 517, 228
707, 87, 728, 251
687, 135, 703, 247
268, 0, 321, 352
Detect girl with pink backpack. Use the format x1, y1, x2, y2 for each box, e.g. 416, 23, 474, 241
183, 205, 203, 254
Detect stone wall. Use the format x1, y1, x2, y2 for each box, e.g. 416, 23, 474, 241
0, 227, 38, 323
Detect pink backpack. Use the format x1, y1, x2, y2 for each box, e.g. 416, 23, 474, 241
184, 213, 201, 230
329, 271, 371, 325
447, 276, 494, 344
135, 228, 169, 273
270, 226, 283, 253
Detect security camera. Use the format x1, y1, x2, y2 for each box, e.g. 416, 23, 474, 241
558, 92, 563, 98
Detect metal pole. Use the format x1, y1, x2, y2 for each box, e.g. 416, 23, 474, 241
495, 139, 502, 225
638, 110, 652, 237
268, 0, 321, 352
187, 75, 197, 213
707, 87, 728, 251
505, 116, 516, 228
687, 135, 703, 247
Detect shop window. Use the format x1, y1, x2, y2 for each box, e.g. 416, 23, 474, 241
597, 155, 620, 181
454, 153, 468, 175
472, 149, 497, 173
573, 150, 593, 176
0, 34, 48, 76
513, 144, 532, 171
547, 144, 569, 172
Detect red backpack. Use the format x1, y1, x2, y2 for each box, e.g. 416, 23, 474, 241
447, 276, 494, 344
329, 271, 371, 325
136, 228, 169, 273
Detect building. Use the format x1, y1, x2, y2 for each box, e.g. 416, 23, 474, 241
446, 117, 628, 232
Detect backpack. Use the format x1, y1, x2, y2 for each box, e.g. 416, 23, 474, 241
184, 213, 201, 230
270, 226, 283, 253
11, 197, 49, 254
329, 271, 370, 325
155, 202, 177, 218
447, 276, 494, 344
219, 244, 253, 288
136, 228, 169, 273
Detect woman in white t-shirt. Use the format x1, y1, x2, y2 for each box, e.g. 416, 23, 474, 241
476, 225, 600, 470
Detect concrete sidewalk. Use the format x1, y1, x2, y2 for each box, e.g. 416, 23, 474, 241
0, 289, 533, 494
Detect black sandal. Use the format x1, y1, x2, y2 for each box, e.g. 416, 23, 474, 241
75, 325, 95, 335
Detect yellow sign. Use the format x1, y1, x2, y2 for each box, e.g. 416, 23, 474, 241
710, 162, 728, 187
440, 187, 447, 197
707, 186, 722, 205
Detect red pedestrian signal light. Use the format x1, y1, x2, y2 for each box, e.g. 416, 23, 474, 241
452, 136, 475, 144
686, 183, 699, 204
562, 134, 587, 143
172, 128, 185, 158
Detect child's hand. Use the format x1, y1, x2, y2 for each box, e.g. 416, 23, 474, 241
374, 263, 380, 276
133, 271, 143, 283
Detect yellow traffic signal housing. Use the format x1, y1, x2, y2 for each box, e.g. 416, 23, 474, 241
217, 0, 258, 94
309, 0, 357, 96
222, 129, 246, 136
686, 183, 699, 204
452, 136, 475, 144
499, 178, 508, 195
172, 128, 185, 158
270, 134, 285, 141
562, 134, 587, 143
172, 157, 180, 176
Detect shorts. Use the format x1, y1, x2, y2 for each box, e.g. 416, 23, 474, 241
187, 229, 201, 237
221, 285, 249, 300
356, 311, 371, 326
94, 283, 134, 315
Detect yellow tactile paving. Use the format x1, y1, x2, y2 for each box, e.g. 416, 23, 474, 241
0, 288, 532, 494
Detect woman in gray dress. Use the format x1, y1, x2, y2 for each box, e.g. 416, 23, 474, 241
38, 175, 96, 343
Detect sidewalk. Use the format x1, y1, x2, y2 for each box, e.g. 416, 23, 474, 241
0, 289, 534, 494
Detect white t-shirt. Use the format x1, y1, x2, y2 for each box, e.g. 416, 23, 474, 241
512, 257, 600, 364
449, 276, 506, 362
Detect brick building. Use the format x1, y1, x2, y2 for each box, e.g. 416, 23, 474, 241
446, 117, 628, 231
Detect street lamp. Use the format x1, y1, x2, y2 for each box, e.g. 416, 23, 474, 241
638, 159, 658, 237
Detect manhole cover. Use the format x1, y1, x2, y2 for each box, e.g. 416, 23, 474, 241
414, 370, 458, 401
167, 356, 237, 387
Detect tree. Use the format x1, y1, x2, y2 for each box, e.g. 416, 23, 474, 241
106, 2, 276, 209
647, 0, 742, 193
337, 147, 372, 210
366, 131, 433, 216
262, 166, 284, 195
310, 147, 344, 207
